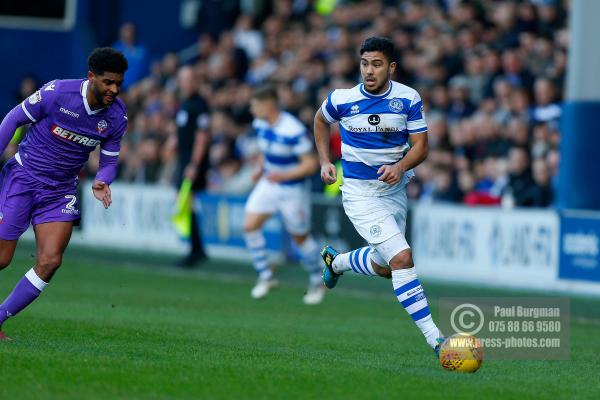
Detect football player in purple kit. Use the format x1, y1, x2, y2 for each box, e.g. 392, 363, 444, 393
0, 47, 128, 340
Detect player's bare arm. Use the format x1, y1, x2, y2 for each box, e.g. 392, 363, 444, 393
251, 153, 264, 182
266, 152, 318, 183
378, 132, 428, 185
314, 110, 337, 184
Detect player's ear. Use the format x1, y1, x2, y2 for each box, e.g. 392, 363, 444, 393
87, 71, 95, 81
389, 61, 397, 75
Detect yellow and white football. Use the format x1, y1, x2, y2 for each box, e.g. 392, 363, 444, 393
439, 333, 484, 373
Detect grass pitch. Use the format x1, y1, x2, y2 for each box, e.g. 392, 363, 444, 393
1, 243, 599, 400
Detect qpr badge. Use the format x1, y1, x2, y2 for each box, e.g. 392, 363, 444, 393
388, 98, 403, 113
97, 119, 108, 133
370, 224, 382, 237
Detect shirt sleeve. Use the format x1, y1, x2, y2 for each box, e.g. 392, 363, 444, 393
196, 112, 210, 131
95, 117, 127, 184
292, 131, 313, 156
0, 104, 31, 156
195, 99, 210, 131
20, 80, 59, 123
320, 90, 340, 124
406, 92, 427, 134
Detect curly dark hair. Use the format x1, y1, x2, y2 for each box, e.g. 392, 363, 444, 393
87, 47, 128, 75
359, 36, 395, 63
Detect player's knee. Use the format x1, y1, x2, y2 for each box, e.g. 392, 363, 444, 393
372, 264, 392, 279
0, 246, 16, 269
243, 217, 261, 233
291, 234, 308, 245
0, 256, 12, 270
389, 249, 413, 270
37, 254, 63, 272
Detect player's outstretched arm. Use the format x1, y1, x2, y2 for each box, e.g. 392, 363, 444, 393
0, 105, 31, 157
378, 131, 428, 185
314, 110, 337, 184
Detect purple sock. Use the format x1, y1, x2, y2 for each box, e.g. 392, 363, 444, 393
0, 269, 47, 327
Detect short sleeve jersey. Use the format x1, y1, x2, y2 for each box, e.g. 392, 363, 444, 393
19, 79, 128, 186
320, 81, 427, 196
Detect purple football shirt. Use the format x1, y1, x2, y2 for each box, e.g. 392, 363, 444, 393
18, 79, 127, 185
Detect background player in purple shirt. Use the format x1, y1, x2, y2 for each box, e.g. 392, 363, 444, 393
0, 48, 128, 340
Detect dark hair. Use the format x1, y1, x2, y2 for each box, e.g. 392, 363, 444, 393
87, 47, 128, 75
359, 36, 395, 63
251, 84, 278, 102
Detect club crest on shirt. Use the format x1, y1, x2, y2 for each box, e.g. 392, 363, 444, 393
97, 119, 108, 133
388, 98, 403, 113
370, 224, 382, 237
28, 90, 42, 105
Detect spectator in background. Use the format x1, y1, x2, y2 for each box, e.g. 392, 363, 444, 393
532, 77, 561, 123
504, 147, 535, 207
113, 23, 148, 91
174, 66, 212, 267
528, 158, 554, 207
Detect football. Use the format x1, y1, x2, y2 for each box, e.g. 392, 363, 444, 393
439, 333, 484, 373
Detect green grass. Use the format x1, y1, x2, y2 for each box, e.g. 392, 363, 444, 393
1, 243, 600, 400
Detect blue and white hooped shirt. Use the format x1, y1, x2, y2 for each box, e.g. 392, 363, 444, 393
253, 111, 313, 186
320, 80, 427, 196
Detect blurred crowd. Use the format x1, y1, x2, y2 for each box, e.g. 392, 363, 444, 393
11, 0, 568, 207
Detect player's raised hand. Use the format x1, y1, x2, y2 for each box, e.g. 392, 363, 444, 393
92, 180, 112, 209
320, 162, 337, 184
377, 163, 404, 185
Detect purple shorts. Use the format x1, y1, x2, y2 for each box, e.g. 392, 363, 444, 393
0, 158, 80, 240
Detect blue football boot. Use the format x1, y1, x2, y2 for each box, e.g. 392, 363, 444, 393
321, 246, 342, 289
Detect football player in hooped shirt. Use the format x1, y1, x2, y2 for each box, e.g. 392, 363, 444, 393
0, 47, 128, 340
314, 37, 444, 356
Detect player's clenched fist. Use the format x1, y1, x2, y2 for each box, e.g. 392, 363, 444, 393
377, 163, 404, 185
320, 162, 337, 184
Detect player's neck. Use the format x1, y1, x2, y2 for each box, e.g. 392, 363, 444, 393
86, 86, 104, 110
266, 109, 281, 125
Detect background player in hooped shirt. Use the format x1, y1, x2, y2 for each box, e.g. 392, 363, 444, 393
244, 85, 324, 305
314, 37, 444, 355
0, 48, 128, 340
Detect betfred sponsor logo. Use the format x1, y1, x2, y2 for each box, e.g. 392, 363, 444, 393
51, 125, 100, 147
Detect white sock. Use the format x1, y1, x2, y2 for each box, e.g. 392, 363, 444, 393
25, 268, 48, 290
392, 267, 441, 348
244, 230, 272, 280
332, 246, 382, 276
298, 236, 322, 286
